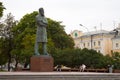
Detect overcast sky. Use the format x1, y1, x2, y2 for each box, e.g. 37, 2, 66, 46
1, 0, 120, 33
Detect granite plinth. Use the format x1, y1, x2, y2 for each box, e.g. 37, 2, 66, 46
30, 55, 54, 72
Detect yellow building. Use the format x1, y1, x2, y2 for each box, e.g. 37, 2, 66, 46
70, 30, 83, 38
70, 30, 115, 55
111, 24, 120, 53
111, 30, 120, 53
70, 30, 83, 48
112, 36, 120, 52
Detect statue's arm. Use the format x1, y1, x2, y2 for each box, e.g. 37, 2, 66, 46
41, 18, 48, 26
36, 17, 48, 26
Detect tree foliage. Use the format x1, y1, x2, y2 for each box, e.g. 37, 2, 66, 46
53, 48, 113, 69
111, 52, 120, 69
0, 38, 7, 65
0, 2, 5, 17
11, 11, 74, 67
12, 12, 37, 68
47, 19, 74, 49
0, 13, 17, 71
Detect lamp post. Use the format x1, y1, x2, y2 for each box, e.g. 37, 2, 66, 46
79, 24, 92, 49
79, 24, 89, 32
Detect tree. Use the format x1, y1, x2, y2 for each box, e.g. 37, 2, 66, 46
0, 13, 17, 71
0, 38, 7, 68
0, 2, 5, 17
53, 48, 109, 69
47, 18, 74, 49
12, 11, 74, 68
102, 55, 113, 69
111, 52, 120, 69
12, 12, 37, 68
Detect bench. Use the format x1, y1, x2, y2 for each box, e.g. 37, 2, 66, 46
54, 68, 108, 72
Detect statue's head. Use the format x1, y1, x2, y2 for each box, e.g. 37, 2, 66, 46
39, 8, 44, 16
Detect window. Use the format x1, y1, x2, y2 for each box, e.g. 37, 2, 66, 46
98, 41, 101, 46
83, 43, 85, 47
116, 43, 119, 47
94, 42, 96, 46
88, 42, 89, 47
74, 33, 78, 37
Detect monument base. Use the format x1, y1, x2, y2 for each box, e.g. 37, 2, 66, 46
30, 55, 54, 72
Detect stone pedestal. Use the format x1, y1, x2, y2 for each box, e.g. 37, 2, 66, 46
30, 55, 54, 72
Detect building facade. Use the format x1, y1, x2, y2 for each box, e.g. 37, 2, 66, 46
70, 30, 117, 55
112, 36, 120, 53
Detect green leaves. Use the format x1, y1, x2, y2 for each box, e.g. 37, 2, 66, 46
111, 52, 120, 69
47, 18, 74, 49
53, 48, 113, 69
0, 13, 17, 71
0, 2, 5, 17
10, 11, 74, 67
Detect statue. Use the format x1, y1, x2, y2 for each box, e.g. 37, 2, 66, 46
35, 8, 48, 55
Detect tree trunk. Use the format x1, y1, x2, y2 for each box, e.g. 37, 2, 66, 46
15, 59, 18, 71
8, 56, 11, 71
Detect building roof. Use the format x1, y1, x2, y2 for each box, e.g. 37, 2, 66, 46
83, 30, 109, 36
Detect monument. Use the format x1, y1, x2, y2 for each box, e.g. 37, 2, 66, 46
30, 8, 54, 72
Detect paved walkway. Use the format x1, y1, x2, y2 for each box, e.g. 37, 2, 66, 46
0, 72, 119, 75
0, 72, 120, 80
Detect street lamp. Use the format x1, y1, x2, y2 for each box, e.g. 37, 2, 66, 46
79, 24, 93, 49
79, 24, 89, 32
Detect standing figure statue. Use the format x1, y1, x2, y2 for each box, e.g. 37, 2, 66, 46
35, 8, 48, 55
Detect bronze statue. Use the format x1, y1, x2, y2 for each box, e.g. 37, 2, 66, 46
35, 8, 48, 55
